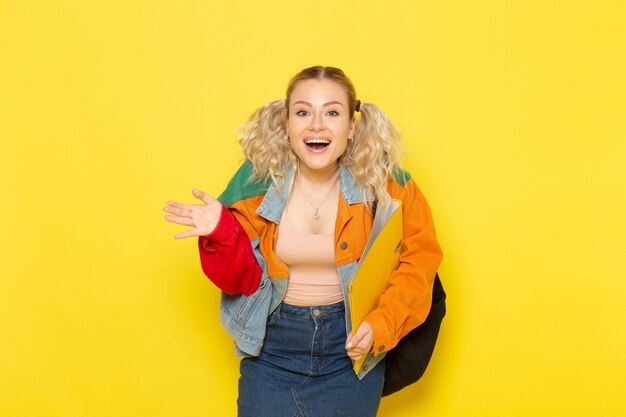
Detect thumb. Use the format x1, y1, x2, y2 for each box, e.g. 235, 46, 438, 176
346, 321, 371, 348
192, 188, 214, 205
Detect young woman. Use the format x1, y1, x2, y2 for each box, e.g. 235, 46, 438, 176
164, 66, 443, 417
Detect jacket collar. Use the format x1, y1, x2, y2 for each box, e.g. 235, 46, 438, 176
256, 164, 373, 224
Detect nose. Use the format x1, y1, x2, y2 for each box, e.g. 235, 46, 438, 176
308, 111, 325, 131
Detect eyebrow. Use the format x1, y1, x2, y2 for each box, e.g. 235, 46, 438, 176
292, 100, 345, 107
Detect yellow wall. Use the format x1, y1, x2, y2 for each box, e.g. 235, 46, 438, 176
1, 1, 625, 416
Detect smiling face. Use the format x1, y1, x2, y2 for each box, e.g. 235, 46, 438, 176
286, 78, 356, 177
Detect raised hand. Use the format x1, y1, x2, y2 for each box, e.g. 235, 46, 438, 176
163, 189, 222, 239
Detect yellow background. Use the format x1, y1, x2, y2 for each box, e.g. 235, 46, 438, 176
1, 1, 625, 416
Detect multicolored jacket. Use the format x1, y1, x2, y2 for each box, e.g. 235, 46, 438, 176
198, 161, 443, 379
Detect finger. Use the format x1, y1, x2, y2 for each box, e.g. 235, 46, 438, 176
166, 200, 199, 214
347, 347, 367, 360
345, 333, 356, 349
346, 329, 366, 349
163, 205, 192, 217
353, 337, 373, 352
192, 189, 215, 205
166, 200, 185, 209
346, 341, 370, 355
345, 333, 356, 350
347, 351, 365, 361
346, 322, 373, 351
164, 215, 194, 226
346, 345, 369, 362
174, 228, 201, 239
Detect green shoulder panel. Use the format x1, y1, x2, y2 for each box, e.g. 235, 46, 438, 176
218, 160, 272, 207
392, 166, 411, 187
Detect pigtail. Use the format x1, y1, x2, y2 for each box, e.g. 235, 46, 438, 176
238, 100, 295, 188
343, 102, 404, 206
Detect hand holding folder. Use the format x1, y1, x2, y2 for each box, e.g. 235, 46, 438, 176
347, 199, 403, 375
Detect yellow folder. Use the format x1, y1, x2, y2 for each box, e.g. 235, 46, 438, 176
347, 199, 403, 375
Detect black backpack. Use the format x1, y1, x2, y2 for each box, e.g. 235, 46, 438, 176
382, 272, 446, 396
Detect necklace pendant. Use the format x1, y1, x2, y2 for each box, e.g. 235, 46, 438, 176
313, 211, 320, 220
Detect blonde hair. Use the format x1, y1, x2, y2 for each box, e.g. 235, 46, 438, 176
238, 66, 403, 205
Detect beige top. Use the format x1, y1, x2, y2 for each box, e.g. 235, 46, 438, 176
276, 210, 344, 306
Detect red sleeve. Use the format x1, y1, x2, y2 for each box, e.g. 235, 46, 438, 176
197, 204, 261, 296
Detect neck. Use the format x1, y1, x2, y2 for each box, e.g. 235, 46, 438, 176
296, 163, 339, 187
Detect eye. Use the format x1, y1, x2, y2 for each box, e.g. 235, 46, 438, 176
326, 110, 340, 117
296, 109, 309, 117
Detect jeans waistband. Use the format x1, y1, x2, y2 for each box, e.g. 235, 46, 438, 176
279, 301, 345, 318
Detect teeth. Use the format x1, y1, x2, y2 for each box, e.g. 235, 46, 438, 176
305, 138, 330, 144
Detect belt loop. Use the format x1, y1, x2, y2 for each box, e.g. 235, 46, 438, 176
274, 302, 282, 321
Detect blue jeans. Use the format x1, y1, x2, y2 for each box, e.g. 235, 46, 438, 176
238, 302, 384, 417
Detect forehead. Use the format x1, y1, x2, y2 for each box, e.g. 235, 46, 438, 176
289, 79, 349, 105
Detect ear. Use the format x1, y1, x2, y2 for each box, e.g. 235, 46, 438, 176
349, 117, 356, 137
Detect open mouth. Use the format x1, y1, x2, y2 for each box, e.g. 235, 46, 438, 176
304, 138, 331, 151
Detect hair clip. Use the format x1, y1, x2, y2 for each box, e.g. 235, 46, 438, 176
355, 100, 361, 112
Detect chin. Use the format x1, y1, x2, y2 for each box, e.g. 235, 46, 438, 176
299, 158, 336, 172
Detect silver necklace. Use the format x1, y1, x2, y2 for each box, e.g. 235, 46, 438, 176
296, 174, 339, 220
